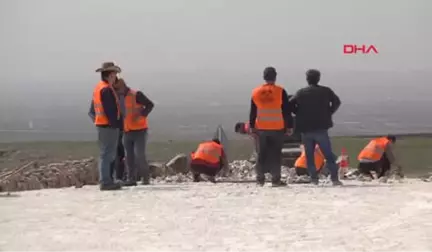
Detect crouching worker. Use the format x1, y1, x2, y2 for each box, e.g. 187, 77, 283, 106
357, 135, 403, 181
294, 144, 325, 176
190, 138, 228, 183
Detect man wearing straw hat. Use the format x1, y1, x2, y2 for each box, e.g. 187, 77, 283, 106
92, 62, 123, 190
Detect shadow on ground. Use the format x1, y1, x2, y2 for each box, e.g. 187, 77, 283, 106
0, 193, 21, 198
131, 184, 190, 192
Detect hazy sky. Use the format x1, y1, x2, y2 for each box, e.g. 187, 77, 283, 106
1, 0, 431, 85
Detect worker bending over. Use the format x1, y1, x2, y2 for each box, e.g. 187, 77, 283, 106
357, 135, 403, 180
190, 138, 228, 183
249, 67, 293, 187
294, 144, 325, 176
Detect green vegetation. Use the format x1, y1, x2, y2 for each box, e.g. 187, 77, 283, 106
1, 135, 431, 175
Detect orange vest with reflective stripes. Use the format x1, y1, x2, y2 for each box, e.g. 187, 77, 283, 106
123, 89, 148, 132
294, 145, 325, 170
357, 137, 390, 162
92, 81, 120, 126
252, 84, 284, 130
192, 141, 223, 164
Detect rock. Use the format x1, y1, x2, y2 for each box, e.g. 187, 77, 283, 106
149, 162, 166, 178
0, 157, 99, 192
166, 154, 190, 174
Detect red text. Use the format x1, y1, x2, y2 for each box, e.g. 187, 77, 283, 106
343, 44, 379, 54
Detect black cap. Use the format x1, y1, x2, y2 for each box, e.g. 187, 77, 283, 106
263, 67, 277, 82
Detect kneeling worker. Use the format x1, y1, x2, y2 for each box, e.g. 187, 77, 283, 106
190, 138, 228, 183
294, 144, 325, 176
357, 135, 403, 180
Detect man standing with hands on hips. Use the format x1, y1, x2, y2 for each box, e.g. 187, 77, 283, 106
289, 69, 342, 186
113, 78, 155, 186
249, 67, 294, 187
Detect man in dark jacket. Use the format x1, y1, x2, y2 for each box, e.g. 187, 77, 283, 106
289, 69, 342, 186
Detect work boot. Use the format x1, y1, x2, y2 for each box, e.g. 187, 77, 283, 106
141, 178, 150, 185
358, 174, 373, 182
271, 180, 287, 187
332, 180, 343, 186
256, 179, 265, 186
193, 173, 202, 182
310, 178, 319, 185
100, 182, 122, 191
207, 176, 216, 183
123, 181, 137, 187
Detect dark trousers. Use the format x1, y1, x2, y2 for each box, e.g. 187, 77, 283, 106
191, 163, 222, 177
301, 130, 339, 181
256, 130, 285, 183
295, 167, 322, 176
110, 131, 126, 180
358, 153, 391, 179
123, 129, 149, 182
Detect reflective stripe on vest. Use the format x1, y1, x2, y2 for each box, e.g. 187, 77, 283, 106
252, 84, 284, 130
123, 90, 148, 132
357, 137, 389, 162
257, 108, 283, 122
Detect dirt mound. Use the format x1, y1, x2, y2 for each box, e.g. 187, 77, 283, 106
0, 158, 98, 192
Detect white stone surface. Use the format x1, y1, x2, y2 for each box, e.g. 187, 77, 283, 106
1, 179, 432, 251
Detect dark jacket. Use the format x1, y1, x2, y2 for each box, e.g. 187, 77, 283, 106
127, 88, 155, 118
289, 84, 341, 133
249, 87, 293, 130
88, 87, 155, 130
88, 86, 122, 129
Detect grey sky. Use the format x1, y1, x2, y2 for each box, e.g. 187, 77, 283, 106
1, 0, 431, 85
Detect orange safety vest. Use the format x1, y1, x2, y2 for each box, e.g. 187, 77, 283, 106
93, 81, 120, 126
358, 137, 390, 162
192, 141, 223, 164
252, 84, 284, 130
123, 89, 148, 132
294, 145, 325, 170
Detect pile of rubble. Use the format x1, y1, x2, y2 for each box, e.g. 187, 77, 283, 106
1, 153, 431, 192
420, 173, 432, 182
0, 158, 98, 192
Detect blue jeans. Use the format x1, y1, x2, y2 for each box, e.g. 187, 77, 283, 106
97, 127, 120, 185
123, 129, 149, 182
301, 129, 339, 181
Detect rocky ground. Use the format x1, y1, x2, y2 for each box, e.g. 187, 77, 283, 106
1, 153, 431, 192
1, 179, 432, 251
2, 153, 432, 251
